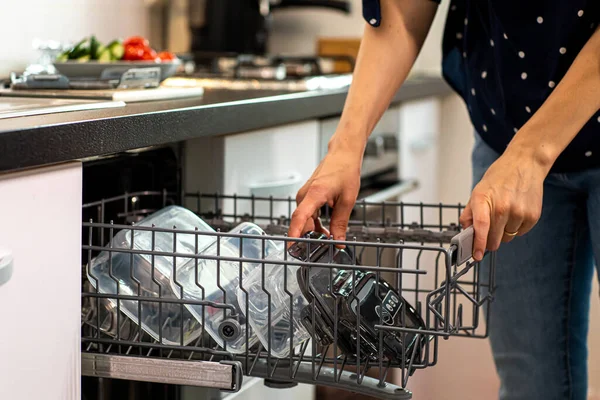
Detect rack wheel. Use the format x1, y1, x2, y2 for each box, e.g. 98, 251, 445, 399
218, 319, 242, 342
264, 379, 298, 389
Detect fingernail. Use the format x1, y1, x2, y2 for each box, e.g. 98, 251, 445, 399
474, 250, 483, 260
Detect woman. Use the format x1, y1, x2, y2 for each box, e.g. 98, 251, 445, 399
288, 1, 600, 399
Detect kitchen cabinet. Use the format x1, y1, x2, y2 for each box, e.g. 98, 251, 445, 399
397, 96, 442, 218
183, 120, 319, 400
185, 120, 320, 221
0, 162, 82, 400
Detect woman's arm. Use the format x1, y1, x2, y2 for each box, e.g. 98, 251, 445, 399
461, 26, 600, 260
288, 0, 438, 240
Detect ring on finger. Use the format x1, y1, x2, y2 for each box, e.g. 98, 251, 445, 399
503, 229, 519, 237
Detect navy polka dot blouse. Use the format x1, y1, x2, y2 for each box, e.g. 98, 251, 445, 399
362, 0, 600, 173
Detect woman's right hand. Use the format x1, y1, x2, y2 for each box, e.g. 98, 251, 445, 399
288, 144, 363, 242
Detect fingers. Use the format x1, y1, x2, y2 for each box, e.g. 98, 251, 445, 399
314, 215, 331, 237
459, 203, 473, 228
515, 206, 541, 237
288, 193, 325, 239
468, 194, 491, 261
501, 204, 524, 243
487, 200, 510, 251
329, 195, 355, 248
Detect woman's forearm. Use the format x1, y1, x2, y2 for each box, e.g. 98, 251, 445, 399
509, 26, 600, 173
328, 0, 438, 154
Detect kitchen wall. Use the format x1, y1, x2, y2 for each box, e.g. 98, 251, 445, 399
268, 0, 445, 75
0, 0, 151, 77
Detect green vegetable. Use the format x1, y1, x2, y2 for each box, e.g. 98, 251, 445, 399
55, 52, 69, 62
76, 54, 91, 62
107, 40, 124, 60
68, 38, 89, 59
90, 35, 102, 60
97, 48, 112, 62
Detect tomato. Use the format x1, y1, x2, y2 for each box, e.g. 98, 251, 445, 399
123, 44, 145, 61
157, 51, 177, 61
141, 48, 158, 61
123, 35, 149, 48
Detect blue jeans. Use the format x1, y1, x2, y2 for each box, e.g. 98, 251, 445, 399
473, 134, 599, 400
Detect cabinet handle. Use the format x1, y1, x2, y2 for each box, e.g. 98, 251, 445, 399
0, 247, 14, 288
248, 173, 303, 197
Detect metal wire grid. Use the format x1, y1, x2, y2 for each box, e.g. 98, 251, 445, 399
80, 191, 495, 398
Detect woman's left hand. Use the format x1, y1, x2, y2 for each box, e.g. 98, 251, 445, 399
459, 147, 550, 261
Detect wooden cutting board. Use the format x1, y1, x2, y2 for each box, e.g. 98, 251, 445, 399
317, 38, 362, 73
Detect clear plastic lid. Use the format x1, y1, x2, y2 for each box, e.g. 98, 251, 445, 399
86, 205, 215, 345
172, 222, 283, 353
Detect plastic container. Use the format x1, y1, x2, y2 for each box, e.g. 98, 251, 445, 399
86, 205, 216, 345
239, 233, 349, 358
172, 222, 282, 353
240, 232, 426, 361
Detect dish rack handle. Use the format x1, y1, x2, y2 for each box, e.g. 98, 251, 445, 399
450, 225, 475, 265
81, 353, 244, 392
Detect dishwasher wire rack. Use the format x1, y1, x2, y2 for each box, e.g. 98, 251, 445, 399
80, 191, 496, 399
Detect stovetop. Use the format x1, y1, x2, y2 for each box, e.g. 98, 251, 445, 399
170, 52, 355, 91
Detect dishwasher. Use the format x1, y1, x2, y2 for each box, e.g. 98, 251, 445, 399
78, 144, 496, 400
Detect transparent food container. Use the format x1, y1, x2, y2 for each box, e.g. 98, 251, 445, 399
86, 205, 216, 345
240, 232, 427, 361
171, 222, 283, 353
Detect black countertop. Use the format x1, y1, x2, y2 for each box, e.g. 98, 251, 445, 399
0, 75, 451, 173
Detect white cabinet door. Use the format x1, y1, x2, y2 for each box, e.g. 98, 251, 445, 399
223, 120, 320, 221
222, 121, 319, 400
0, 163, 82, 400
397, 97, 442, 213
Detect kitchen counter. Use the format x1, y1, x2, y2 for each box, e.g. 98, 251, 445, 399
0, 75, 451, 173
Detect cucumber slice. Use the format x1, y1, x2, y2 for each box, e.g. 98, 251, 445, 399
97, 48, 112, 63
94, 44, 106, 60
107, 40, 124, 60
55, 52, 69, 62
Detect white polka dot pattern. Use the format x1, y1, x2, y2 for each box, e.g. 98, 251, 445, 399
441, 2, 596, 171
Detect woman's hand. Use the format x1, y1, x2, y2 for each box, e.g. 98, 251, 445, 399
460, 146, 550, 261
288, 145, 363, 242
